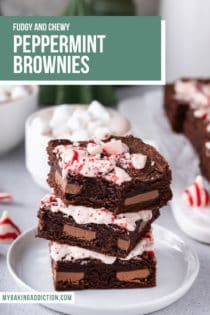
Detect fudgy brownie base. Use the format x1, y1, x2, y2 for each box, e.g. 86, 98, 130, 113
164, 79, 210, 181
47, 136, 172, 213
50, 244, 156, 290
164, 83, 189, 133
37, 205, 159, 258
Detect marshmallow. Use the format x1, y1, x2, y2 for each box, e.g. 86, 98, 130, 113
109, 115, 130, 136
70, 129, 89, 142
53, 124, 69, 138
32, 102, 128, 145
87, 120, 104, 134
78, 109, 92, 125
67, 108, 92, 131
94, 127, 111, 140
31, 116, 51, 134
67, 115, 81, 131
88, 100, 110, 123
49, 105, 71, 129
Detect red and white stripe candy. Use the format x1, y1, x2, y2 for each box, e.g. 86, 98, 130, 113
0, 192, 13, 203
183, 176, 210, 207
0, 211, 20, 244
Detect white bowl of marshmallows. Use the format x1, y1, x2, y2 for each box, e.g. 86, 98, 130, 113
0, 85, 39, 155
26, 101, 131, 190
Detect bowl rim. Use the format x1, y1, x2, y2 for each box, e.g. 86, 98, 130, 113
0, 85, 39, 108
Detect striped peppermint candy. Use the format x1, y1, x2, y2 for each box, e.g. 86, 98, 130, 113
0, 211, 21, 244
183, 176, 210, 207
0, 193, 13, 203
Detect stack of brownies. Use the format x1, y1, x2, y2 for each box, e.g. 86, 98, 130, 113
37, 135, 172, 290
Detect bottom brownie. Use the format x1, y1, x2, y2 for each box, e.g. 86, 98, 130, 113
50, 231, 156, 290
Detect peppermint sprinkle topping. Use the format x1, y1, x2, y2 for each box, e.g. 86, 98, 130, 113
55, 139, 147, 185
175, 80, 210, 160
50, 231, 154, 264
42, 194, 153, 231
175, 80, 210, 125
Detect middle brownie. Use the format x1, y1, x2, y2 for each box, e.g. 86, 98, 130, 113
47, 135, 172, 213
37, 194, 159, 258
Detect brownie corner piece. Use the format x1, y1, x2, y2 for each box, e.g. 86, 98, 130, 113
164, 78, 210, 181
47, 135, 172, 213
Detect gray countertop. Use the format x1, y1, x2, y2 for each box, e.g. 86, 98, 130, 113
0, 86, 209, 315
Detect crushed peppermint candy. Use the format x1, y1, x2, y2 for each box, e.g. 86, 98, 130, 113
175, 80, 210, 124
42, 194, 153, 232
103, 139, 129, 155
104, 166, 131, 185
54, 139, 147, 185
131, 154, 147, 169
175, 79, 210, 106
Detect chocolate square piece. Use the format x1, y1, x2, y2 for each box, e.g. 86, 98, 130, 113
37, 194, 159, 257
47, 136, 172, 213
49, 231, 156, 290
164, 79, 210, 181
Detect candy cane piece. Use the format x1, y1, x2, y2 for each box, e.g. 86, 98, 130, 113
0, 211, 20, 244
0, 193, 13, 203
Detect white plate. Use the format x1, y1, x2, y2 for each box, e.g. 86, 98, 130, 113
7, 225, 199, 315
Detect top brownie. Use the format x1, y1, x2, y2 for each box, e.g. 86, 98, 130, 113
47, 135, 172, 213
